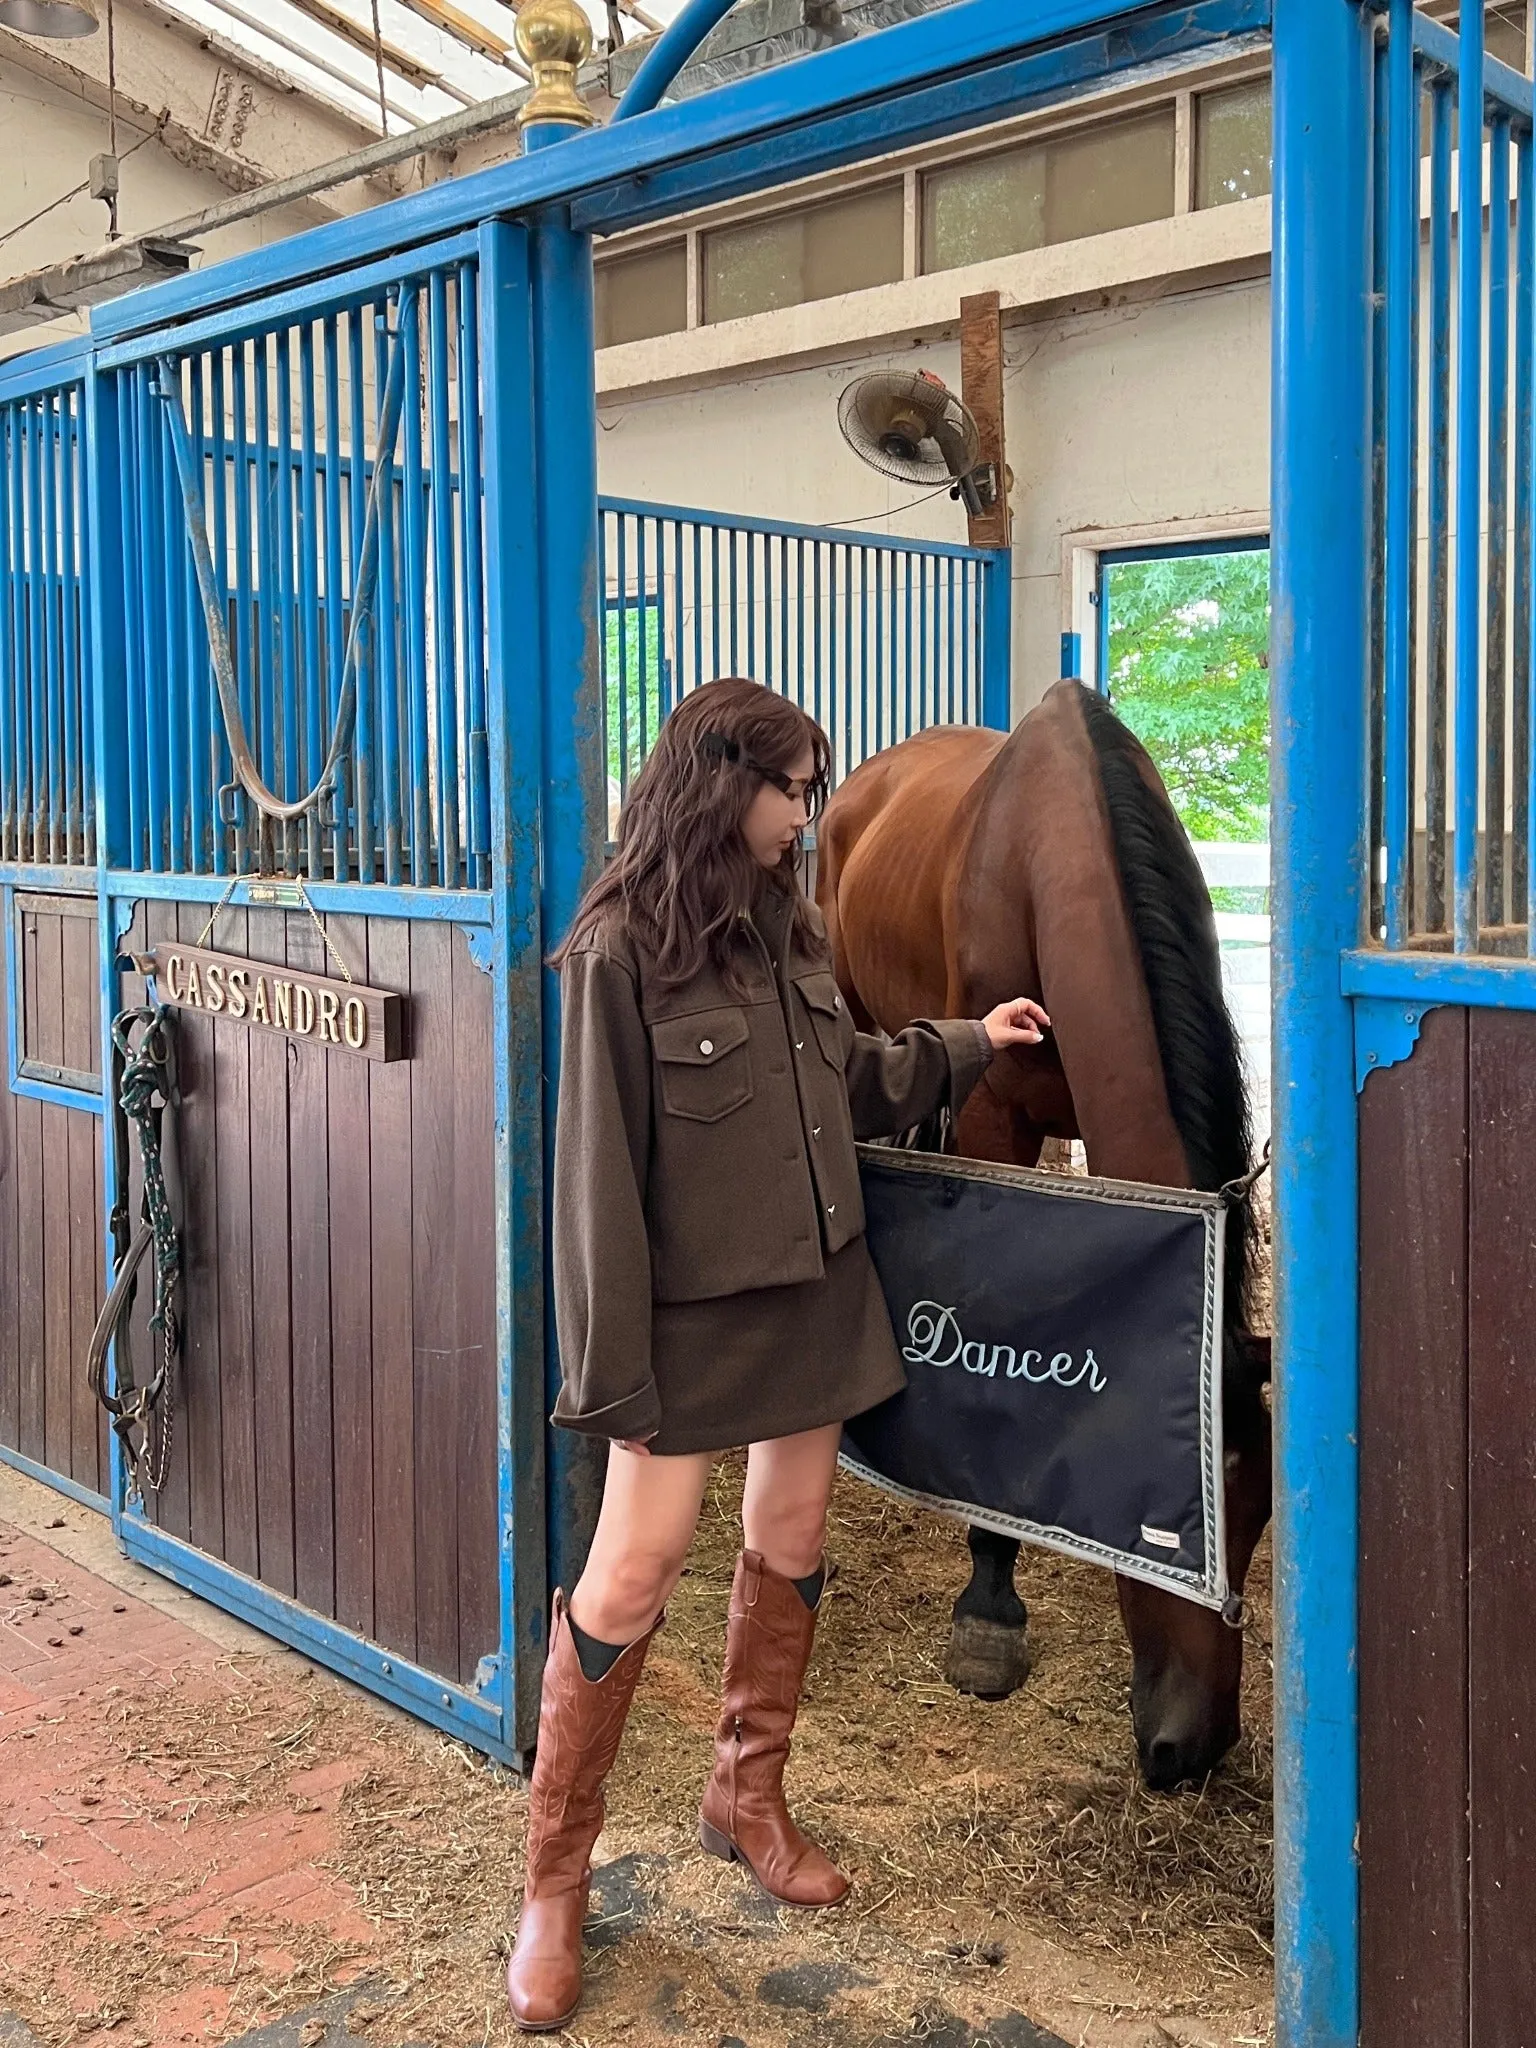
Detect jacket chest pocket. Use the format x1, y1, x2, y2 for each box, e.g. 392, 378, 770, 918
794, 972, 853, 1072
651, 1009, 754, 1123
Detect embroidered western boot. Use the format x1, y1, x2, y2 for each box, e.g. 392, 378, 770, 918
505, 1591, 659, 2032
698, 1550, 851, 1908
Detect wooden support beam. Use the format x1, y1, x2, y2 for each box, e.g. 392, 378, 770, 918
959, 288, 1011, 552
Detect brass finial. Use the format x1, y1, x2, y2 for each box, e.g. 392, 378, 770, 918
515, 0, 596, 134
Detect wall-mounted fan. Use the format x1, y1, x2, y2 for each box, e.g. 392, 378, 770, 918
837, 368, 1000, 516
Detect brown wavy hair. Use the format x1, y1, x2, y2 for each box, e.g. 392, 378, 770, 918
553, 677, 831, 987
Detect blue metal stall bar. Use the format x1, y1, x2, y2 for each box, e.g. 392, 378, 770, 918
100, 262, 490, 890
598, 498, 1009, 814
1271, 5, 1372, 2047
0, 344, 94, 873
1371, 7, 1536, 957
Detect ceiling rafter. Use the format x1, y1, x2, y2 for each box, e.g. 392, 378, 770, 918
287, 0, 523, 101
151, 0, 456, 128
287, 0, 445, 92
123, 0, 687, 141
395, 0, 527, 70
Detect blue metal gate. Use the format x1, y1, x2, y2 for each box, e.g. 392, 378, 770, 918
1277, 5, 1536, 2040
0, 0, 1459, 2036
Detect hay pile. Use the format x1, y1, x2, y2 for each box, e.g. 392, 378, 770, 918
12, 1464, 1273, 2046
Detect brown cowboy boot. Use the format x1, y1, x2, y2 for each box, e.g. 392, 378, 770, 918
505, 1591, 659, 2032
698, 1550, 850, 1908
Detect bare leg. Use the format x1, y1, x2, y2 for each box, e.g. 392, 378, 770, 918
741, 1421, 844, 1577
570, 1442, 714, 1644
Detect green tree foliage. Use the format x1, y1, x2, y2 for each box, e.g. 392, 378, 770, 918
1104, 548, 1271, 842
605, 599, 665, 794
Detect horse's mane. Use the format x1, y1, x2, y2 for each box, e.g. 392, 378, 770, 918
1073, 684, 1259, 1365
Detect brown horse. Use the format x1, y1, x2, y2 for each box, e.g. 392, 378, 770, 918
817, 679, 1271, 1791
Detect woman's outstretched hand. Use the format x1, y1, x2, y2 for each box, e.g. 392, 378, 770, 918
981, 997, 1051, 1050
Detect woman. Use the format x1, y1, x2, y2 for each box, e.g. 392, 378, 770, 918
506, 677, 1048, 2032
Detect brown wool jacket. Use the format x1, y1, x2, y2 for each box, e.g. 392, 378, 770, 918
550, 892, 990, 1444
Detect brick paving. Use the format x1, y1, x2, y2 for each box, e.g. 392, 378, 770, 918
0, 1487, 385, 2047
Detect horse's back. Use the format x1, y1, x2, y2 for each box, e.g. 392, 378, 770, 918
818, 725, 1004, 1026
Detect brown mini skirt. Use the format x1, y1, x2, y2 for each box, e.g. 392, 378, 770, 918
645, 1235, 906, 1457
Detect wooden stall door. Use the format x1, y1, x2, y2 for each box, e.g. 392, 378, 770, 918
116, 902, 499, 1690
1359, 1002, 1536, 2045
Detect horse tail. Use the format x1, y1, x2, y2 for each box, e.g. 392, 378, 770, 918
1074, 684, 1257, 1341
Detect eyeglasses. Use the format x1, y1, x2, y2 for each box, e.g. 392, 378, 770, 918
701, 732, 827, 818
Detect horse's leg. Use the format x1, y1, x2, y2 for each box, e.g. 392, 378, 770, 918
940, 1087, 1048, 1698
952, 1082, 1050, 1168
946, 1526, 1032, 1698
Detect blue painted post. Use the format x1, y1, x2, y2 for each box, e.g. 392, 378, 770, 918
427, 268, 460, 888
323, 316, 346, 883
1382, 0, 1417, 950
1455, 1, 1486, 950
1, 407, 16, 862
1271, 0, 1372, 2042
299, 325, 324, 881
275, 332, 300, 872
400, 290, 431, 887
480, 215, 551, 1758
85, 358, 129, 1526
981, 546, 1012, 729
530, 203, 607, 1603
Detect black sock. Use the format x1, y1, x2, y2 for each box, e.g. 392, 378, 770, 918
569, 1613, 627, 1682
792, 1563, 826, 1611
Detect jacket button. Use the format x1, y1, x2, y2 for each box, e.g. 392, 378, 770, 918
834, 995, 842, 1011
699, 1038, 713, 1055
812, 1125, 822, 1140
795, 1039, 804, 1052
826, 1203, 837, 1217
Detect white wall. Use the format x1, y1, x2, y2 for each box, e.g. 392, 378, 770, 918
596, 272, 1271, 717
596, 274, 1275, 1132
0, 55, 327, 364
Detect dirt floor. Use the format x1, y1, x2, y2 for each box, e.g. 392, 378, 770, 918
2, 1456, 1273, 2048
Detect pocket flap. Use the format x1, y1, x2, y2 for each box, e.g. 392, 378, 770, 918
793, 972, 848, 1021
651, 1009, 750, 1066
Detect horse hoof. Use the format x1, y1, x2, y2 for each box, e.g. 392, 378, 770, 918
944, 1617, 1032, 1699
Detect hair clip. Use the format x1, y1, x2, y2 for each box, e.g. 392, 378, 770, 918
700, 731, 742, 765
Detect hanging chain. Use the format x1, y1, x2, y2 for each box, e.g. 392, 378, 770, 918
85, 1006, 182, 1505
297, 879, 355, 985
192, 875, 354, 985
195, 877, 239, 951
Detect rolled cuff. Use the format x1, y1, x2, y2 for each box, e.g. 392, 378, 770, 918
550, 1379, 663, 1443
929, 1015, 992, 1113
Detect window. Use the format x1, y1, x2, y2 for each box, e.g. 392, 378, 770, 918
702, 185, 904, 324
1098, 538, 1273, 1143
1196, 81, 1272, 209
1098, 541, 1271, 854
921, 108, 1176, 274
6, 890, 101, 1107
595, 241, 688, 349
